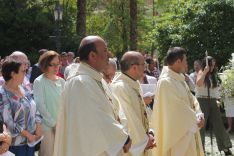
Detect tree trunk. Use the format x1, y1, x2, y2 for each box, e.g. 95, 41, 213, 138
120, 1, 128, 54
129, 0, 137, 50
76, 0, 86, 46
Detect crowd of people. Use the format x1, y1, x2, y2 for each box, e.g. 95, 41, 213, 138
0, 35, 233, 156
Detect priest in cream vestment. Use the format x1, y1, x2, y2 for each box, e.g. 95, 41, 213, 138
112, 51, 156, 156
151, 47, 204, 156
53, 36, 131, 156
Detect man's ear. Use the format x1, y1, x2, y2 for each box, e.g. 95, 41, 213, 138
88, 51, 97, 61
175, 59, 181, 65
131, 64, 137, 71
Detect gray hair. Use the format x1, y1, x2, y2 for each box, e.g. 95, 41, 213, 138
108, 58, 117, 70
120, 51, 142, 72
10, 51, 28, 64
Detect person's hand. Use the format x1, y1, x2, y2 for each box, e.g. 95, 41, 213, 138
0, 131, 11, 154
35, 124, 42, 140
0, 133, 6, 142
28, 134, 36, 143
0, 132, 11, 145
0, 142, 10, 154
123, 138, 132, 153
35, 133, 42, 140
197, 117, 205, 128
143, 96, 153, 105
145, 134, 156, 150
35, 134, 42, 140
3, 132, 11, 145
203, 66, 210, 74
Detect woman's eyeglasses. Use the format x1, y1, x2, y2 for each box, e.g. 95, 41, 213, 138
48, 63, 60, 67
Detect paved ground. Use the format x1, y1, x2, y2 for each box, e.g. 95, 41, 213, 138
204, 131, 234, 156
35, 132, 234, 156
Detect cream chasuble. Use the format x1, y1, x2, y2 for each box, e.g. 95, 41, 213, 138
102, 80, 129, 133
111, 73, 151, 156
53, 63, 128, 156
151, 66, 204, 156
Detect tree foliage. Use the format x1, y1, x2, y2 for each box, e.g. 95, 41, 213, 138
0, 1, 54, 60
0, 0, 77, 62
1, 0, 233, 67
148, 0, 234, 67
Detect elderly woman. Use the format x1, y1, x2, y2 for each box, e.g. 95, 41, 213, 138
33, 51, 65, 156
0, 57, 42, 156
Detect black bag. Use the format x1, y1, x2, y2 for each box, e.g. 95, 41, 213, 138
35, 141, 41, 151
0, 113, 3, 146
219, 101, 225, 113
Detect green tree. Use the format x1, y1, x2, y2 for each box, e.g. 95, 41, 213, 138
76, 0, 86, 45
130, 0, 137, 50
147, 0, 234, 68
0, 0, 54, 60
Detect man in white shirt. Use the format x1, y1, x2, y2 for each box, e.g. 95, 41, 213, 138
189, 60, 202, 84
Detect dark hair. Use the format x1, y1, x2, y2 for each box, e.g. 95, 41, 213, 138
1, 58, 22, 81
61, 52, 67, 56
120, 54, 141, 72
74, 57, 80, 63
38, 49, 48, 56
39, 51, 60, 73
201, 56, 219, 88
194, 59, 202, 65
145, 58, 154, 65
166, 47, 186, 65
77, 42, 97, 61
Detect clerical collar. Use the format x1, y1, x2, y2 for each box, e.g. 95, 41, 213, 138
77, 62, 103, 82
81, 62, 100, 73
123, 73, 137, 81
160, 66, 184, 81
168, 67, 185, 81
